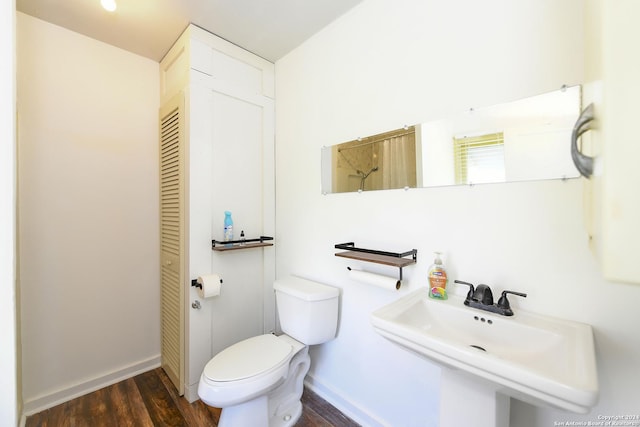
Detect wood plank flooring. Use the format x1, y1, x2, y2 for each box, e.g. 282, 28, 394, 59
25, 367, 360, 427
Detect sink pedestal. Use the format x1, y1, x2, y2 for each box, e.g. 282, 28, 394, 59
440, 368, 510, 427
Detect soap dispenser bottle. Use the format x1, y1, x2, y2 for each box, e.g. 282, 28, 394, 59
428, 252, 448, 299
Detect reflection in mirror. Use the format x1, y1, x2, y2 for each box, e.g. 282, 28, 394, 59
329, 126, 417, 193
322, 85, 582, 194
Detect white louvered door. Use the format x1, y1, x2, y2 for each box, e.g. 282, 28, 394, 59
159, 93, 185, 394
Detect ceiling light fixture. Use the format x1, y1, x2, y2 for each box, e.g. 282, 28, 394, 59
100, 0, 117, 12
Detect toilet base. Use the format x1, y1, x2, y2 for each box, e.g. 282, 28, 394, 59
269, 400, 302, 427
219, 395, 269, 427
267, 342, 310, 427
215, 341, 311, 427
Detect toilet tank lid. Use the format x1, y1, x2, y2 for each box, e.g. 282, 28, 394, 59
274, 276, 339, 301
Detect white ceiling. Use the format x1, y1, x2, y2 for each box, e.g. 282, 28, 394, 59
16, 0, 364, 62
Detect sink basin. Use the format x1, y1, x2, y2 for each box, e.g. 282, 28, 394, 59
371, 288, 598, 413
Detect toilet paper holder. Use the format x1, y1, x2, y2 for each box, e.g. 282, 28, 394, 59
191, 278, 224, 289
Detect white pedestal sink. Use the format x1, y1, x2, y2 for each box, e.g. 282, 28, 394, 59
440, 368, 510, 427
371, 288, 598, 424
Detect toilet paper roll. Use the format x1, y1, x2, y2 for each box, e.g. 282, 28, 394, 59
197, 274, 223, 299
348, 268, 401, 291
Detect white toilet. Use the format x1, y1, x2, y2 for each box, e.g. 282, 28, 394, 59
198, 276, 340, 427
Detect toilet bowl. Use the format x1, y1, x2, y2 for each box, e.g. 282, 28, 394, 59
197, 276, 339, 427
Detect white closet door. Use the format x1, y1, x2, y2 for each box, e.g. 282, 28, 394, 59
209, 89, 265, 355
187, 85, 267, 357
186, 74, 275, 394
159, 92, 186, 394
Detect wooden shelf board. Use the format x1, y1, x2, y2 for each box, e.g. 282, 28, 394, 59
213, 242, 274, 252
335, 251, 416, 267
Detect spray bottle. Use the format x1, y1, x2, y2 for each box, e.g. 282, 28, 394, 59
223, 211, 234, 242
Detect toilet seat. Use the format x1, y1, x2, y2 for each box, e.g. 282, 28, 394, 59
204, 334, 293, 382
199, 334, 297, 408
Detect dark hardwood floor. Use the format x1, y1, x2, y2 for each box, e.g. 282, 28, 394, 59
25, 367, 360, 427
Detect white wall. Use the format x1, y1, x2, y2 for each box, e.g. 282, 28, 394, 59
275, 0, 640, 426
1, 1, 18, 425
17, 13, 161, 413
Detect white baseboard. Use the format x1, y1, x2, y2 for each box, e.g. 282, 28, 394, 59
22, 355, 161, 416
185, 381, 200, 403
304, 373, 388, 427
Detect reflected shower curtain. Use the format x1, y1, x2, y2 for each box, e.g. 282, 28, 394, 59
381, 133, 416, 189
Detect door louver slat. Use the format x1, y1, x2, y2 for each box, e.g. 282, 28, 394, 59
159, 97, 184, 395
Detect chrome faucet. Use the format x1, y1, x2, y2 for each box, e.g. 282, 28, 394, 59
454, 280, 527, 316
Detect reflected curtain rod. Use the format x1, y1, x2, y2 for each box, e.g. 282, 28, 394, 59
338, 129, 415, 152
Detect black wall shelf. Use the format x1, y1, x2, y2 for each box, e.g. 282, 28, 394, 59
334, 242, 417, 280
212, 236, 274, 251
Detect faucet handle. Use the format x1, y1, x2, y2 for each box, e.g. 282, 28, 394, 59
497, 290, 527, 310
454, 280, 475, 301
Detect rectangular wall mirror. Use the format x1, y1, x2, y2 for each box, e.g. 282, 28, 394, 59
321, 85, 582, 194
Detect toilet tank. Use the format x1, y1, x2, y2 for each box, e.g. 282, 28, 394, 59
274, 276, 339, 345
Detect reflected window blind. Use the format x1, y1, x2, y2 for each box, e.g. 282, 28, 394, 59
454, 132, 505, 185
